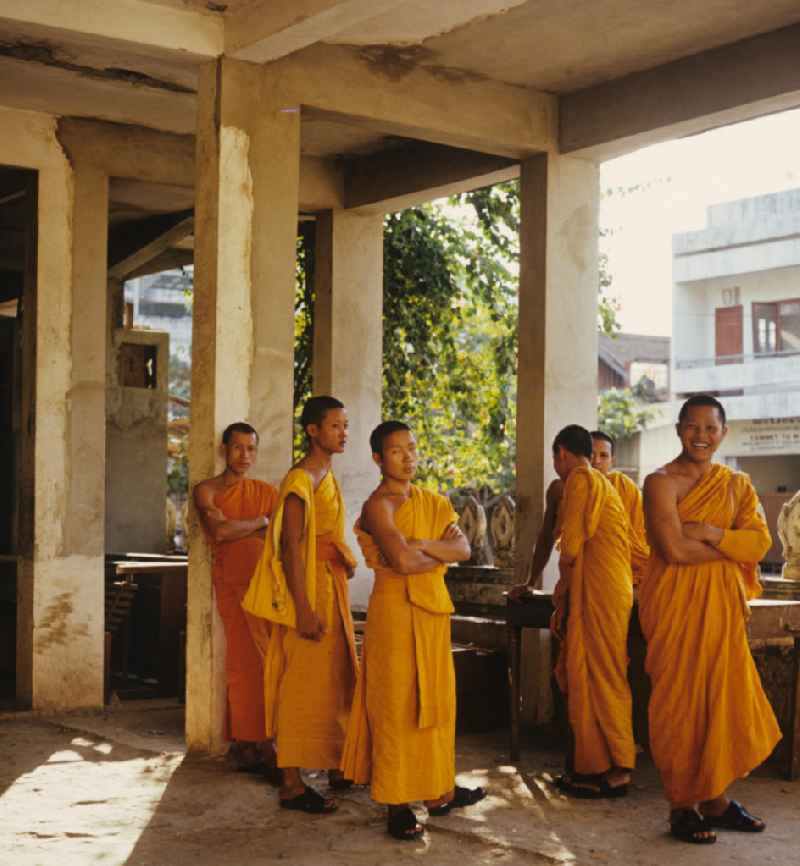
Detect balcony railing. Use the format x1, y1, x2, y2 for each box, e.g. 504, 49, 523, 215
675, 348, 800, 370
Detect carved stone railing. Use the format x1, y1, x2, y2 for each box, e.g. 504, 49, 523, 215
446, 487, 516, 615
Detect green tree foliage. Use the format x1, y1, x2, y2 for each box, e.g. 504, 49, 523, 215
597, 388, 653, 440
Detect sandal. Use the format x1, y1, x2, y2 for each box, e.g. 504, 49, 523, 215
387, 806, 424, 841
556, 775, 604, 799
328, 770, 353, 792
427, 785, 486, 816
670, 809, 716, 844
279, 785, 337, 814
704, 800, 765, 833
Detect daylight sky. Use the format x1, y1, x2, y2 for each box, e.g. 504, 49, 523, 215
599, 107, 800, 337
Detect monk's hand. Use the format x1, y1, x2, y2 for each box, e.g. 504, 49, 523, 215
296, 606, 325, 641
682, 522, 723, 545
507, 583, 533, 602
442, 524, 464, 541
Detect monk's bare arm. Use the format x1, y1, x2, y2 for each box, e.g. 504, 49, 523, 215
530, 479, 565, 585
281, 493, 322, 640
193, 482, 268, 543
416, 522, 470, 563
363, 497, 440, 575
643, 473, 724, 564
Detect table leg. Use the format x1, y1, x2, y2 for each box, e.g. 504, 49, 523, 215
789, 635, 800, 781
508, 624, 521, 762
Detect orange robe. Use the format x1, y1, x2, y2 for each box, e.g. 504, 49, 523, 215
608, 470, 650, 583
552, 465, 636, 775
639, 464, 781, 805
210, 478, 277, 742
341, 486, 458, 804
242, 468, 358, 768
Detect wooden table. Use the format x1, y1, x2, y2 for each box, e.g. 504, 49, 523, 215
506, 592, 800, 779
114, 560, 188, 698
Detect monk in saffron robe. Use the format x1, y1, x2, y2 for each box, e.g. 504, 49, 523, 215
550, 424, 635, 797
193, 422, 278, 776
590, 430, 650, 582
242, 396, 357, 814
341, 421, 484, 840
641, 395, 780, 844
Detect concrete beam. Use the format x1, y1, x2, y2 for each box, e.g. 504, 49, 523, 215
227, 0, 405, 64
109, 215, 194, 280
561, 23, 800, 161
125, 249, 194, 281
0, 0, 223, 58
345, 142, 517, 213
269, 44, 556, 158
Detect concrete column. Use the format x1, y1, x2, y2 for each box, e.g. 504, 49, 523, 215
516, 151, 599, 723
18, 160, 108, 709
188, 59, 300, 751
312, 209, 384, 607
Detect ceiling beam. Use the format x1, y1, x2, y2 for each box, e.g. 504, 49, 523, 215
227, 0, 405, 64
0, 0, 223, 59
109, 211, 193, 279
561, 23, 800, 161
345, 142, 517, 213
263, 46, 556, 158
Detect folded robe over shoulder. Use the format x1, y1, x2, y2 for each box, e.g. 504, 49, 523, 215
341, 486, 458, 805
242, 468, 358, 768
608, 470, 650, 583
210, 478, 277, 742
639, 463, 781, 805
553, 465, 636, 776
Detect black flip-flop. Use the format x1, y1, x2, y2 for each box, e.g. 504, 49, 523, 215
279, 785, 337, 814
427, 785, 487, 816
556, 775, 604, 799
328, 772, 353, 792
704, 800, 765, 833
387, 806, 424, 841
670, 809, 717, 844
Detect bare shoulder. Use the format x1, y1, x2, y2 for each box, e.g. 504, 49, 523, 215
193, 474, 223, 504
643, 466, 678, 501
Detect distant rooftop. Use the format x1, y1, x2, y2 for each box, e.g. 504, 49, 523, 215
599, 332, 670, 370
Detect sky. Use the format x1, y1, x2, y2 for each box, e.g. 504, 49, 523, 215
599, 107, 800, 337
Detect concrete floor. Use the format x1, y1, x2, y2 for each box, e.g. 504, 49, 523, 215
0, 704, 797, 866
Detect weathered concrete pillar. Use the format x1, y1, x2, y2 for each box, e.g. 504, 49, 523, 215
188, 59, 300, 751
312, 210, 384, 606
18, 159, 109, 710
516, 151, 599, 724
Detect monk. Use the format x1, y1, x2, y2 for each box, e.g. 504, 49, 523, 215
641, 395, 780, 844
589, 430, 650, 582
242, 395, 357, 814
341, 421, 484, 840
193, 422, 278, 778
548, 424, 636, 797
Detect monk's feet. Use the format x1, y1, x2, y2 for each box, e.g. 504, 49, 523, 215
701, 799, 766, 833
670, 809, 716, 844
387, 805, 424, 841
279, 784, 337, 814
427, 785, 486, 816
228, 741, 281, 785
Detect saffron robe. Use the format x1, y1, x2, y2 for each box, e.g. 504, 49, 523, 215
638, 464, 780, 804
242, 468, 358, 768
341, 486, 458, 804
552, 465, 636, 775
608, 470, 650, 583
210, 478, 278, 742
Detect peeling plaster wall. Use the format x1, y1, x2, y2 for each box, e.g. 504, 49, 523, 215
0, 104, 105, 709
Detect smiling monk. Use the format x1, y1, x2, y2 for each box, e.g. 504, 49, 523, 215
641, 394, 780, 844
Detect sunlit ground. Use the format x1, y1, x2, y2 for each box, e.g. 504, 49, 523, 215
1, 709, 797, 866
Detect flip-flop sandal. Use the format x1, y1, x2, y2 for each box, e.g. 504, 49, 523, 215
670, 809, 717, 844
705, 800, 765, 832
387, 806, 424, 841
279, 785, 337, 814
427, 785, 487, 816
555, 775, 605, 799
328, 772, 353, 791
598, 779, 628, 799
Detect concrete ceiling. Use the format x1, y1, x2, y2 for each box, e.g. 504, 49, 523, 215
0, 0, 799, 157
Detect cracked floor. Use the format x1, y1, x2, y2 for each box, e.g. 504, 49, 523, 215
0, 705, 797, 866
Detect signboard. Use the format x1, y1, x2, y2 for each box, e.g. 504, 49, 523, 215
731, 417, 800, 455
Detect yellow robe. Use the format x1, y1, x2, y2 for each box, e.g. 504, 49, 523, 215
553, 465, 636, 775
242, 468, 358, 769
341, 486, 457, 804
608, 470, 650, 583
638, 464, 781, 805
